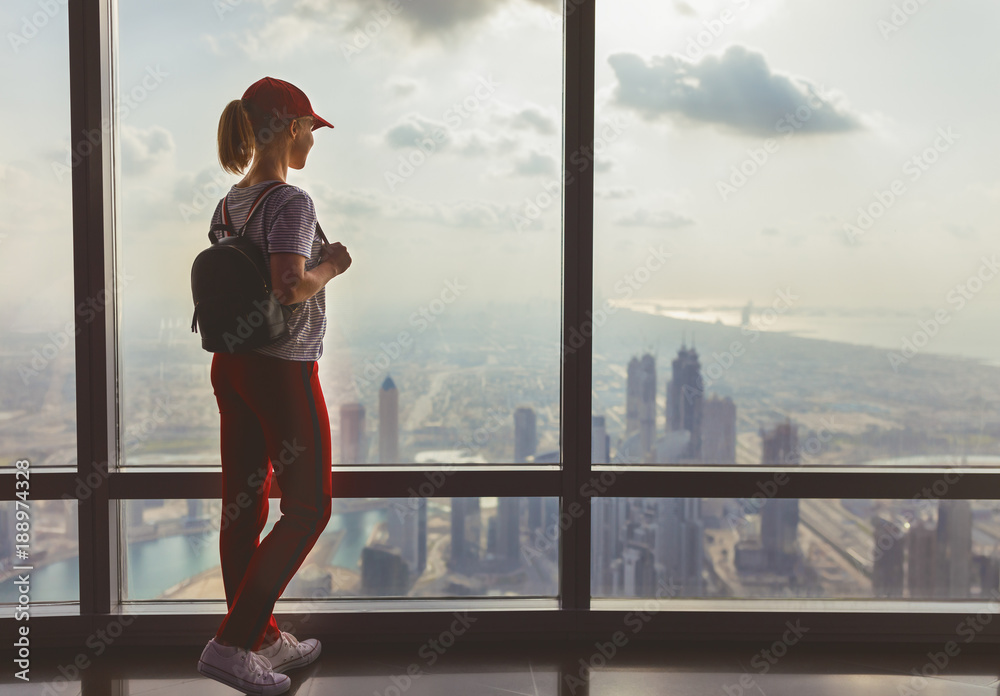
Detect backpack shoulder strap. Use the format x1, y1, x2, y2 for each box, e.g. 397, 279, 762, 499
209, 182, 289, 243
236, 182, 289, 237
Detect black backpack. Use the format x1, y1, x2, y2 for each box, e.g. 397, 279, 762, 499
189, 182, 326, 353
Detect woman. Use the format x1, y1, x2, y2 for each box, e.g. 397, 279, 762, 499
196, 76, 351, 696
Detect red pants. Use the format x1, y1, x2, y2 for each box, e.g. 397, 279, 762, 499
210, 352, 333, 651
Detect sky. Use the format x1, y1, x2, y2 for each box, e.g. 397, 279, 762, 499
3, 0, 1000, 359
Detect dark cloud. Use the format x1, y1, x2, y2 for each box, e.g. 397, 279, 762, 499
615, 208, 694, 229
608, 45, 863, 137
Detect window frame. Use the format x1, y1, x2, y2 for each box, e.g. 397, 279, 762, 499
2, 0, 1000, 647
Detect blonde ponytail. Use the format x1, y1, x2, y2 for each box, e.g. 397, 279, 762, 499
217, 99, 255, 175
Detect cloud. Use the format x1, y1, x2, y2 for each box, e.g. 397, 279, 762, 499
506, 104, 557, 135
336, 0, 559, 40
384, 114, 452, 149
382, 113, 519, 158
608, 45, 863, 137
121, 125, 175, 175
945, 224, 977, 240
388, 76, 420, 98
512, 150, 557, 177
597, 187, 635, 199
673, 1, 696, 16
615, 208, 694, 229
315, 185, 513, 230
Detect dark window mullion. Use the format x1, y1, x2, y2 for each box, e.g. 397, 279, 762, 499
561, 0, 597, 620
70, 0, 116, 618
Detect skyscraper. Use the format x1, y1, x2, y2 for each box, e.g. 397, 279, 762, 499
702, 395, 737, 464
654, 498, 704, 595
514, 407, 537, 463
379, 375, 399, 464
340, 402, 366, 465
638, 354, 656, 459
387, 497, 427, 577
760, 421, 799, 573
622, 542, 657, 596
872, 515, 904, 597
906, 519, 935, 598
935, 499, 972, 598
592, 415, 610, 464
449, 497, 481, 572
666, 345, 703, 460
495, 498, 522, 569
592, 497, 624, 596
626, 357, 641, 437
761, 420, 799, 466
361, 545, 409, 596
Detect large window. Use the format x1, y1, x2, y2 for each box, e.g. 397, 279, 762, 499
3, 0, 1000, 645
1, 1, 76, 471
593, 0, 1000, 469
123, 497, 558, 600
116, 0, 562, 467
593, 497, 1000, 601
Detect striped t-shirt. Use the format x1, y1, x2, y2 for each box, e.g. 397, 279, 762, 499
209, 181, 326, 361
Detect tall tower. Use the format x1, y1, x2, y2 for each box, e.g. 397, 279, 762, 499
654, 498, 704, 595
591, 497, 622, 596
625, 357, 641, 436
379, 375, 399, 464
622, 542, 657, 597
872, 515, 904, 597
906, 519, 936, 598
702, 395, 737, 464
759, 421, 799, 573
340, 403, 366, 465
592, 415, 610, 464
387, 497, 426, 577
495, 498, 522, 570
935, 500, 972, 598
666, 346, 704, 460
638, 354, 656, 459
449, 497, 481, 572
514, 407, 537, 463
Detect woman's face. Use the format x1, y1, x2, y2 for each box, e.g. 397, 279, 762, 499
288, 116, 315, 169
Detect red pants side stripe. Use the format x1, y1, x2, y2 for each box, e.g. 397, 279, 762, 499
210, 352, 333, 651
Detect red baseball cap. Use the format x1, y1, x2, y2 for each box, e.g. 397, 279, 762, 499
242, 76, 334, 131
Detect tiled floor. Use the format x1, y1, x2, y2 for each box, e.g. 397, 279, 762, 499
3, 640, 1000, 695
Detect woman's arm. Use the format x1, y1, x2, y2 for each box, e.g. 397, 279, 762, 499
270, 242, 351, 305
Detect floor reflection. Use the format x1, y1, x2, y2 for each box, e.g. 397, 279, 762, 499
2, 641, 999, 696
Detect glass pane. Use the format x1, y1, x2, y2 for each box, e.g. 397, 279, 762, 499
0, 1, 75, 469
0, 499, 79, 604
117, 1, 563, 466
593, 1, 1000, 466
593, 497, 1000, 601
123, 497, 558, 600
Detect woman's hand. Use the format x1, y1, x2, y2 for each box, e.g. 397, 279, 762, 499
320, 242, 352, 276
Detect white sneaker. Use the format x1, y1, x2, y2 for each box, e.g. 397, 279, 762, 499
255, 631, 321, 673
198, 637, 291, 695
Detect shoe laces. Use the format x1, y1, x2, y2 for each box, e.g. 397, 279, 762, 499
241, 649, 274, 680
